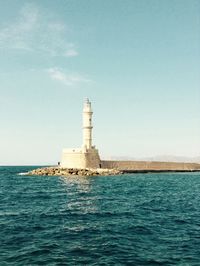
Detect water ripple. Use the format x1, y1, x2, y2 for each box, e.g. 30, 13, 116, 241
1, 167, 200, 265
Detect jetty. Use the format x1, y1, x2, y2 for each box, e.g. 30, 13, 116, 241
26, 160, 200, 177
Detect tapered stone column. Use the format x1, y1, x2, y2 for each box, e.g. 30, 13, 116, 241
83, 98, 93, 150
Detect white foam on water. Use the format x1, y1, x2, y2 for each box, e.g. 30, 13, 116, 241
18, 172, 28, 175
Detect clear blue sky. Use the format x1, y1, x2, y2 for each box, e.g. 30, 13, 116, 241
0, 0, 199, 165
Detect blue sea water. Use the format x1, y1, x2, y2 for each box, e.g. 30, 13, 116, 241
1, 167, 200, 265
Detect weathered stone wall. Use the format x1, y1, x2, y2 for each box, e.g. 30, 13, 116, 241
61, 148, 100, 169
101, 160, 200, 171
85, 149, 101, 168
61, 149, 86, 169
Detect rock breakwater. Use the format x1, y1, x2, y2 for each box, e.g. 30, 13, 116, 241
26, 167, 122, 177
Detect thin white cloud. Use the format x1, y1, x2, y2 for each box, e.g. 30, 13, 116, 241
0, 3, 78, 57
64, 49, 79, 57
47, 68, 92, 87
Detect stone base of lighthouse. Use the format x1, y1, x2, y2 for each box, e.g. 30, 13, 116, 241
61, 147, 101, 169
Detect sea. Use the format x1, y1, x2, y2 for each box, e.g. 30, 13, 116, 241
1, 166, 200, 266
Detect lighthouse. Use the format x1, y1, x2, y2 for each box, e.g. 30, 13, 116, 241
83, 98, 93, 150
61, 98, 101, 169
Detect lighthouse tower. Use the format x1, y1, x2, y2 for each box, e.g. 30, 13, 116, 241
83, 98, 93, 150
61, 98, 101, 169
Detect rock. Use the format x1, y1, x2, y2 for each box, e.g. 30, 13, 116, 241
25, 166, 122, 177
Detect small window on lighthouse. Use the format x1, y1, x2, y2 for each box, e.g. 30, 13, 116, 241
89, 119, 91, 122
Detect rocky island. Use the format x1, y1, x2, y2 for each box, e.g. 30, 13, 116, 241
26, 167, 122, 177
